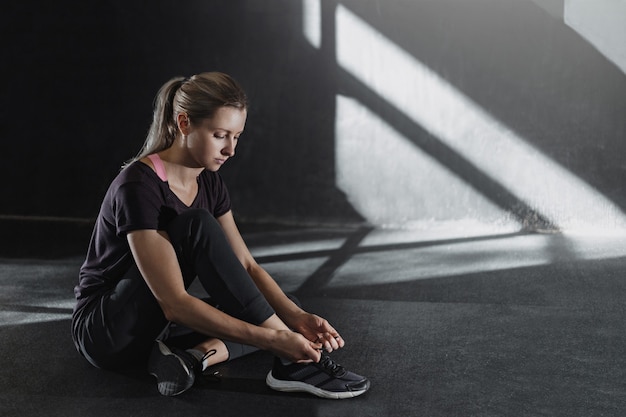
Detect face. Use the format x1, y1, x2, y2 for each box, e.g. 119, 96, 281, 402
182, 106, 247, 171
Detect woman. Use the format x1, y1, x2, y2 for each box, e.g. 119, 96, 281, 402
71, 72, 370, 399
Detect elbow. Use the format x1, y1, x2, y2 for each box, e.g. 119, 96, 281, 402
160, 302, 179, 323
159, 295, 190, 323
245, 260, 262, 277
162, 306, 178, 323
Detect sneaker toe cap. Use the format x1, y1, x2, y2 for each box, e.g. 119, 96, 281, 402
345, 377, 370, 393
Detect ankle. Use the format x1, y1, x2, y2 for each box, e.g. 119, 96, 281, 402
191, 339, 229, 369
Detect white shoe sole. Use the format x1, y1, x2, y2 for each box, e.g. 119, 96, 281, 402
265, 371, 368, 399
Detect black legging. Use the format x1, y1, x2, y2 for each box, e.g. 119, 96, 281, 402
71, 209, 275, 370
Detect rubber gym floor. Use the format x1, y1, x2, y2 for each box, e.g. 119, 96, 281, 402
1, 220, 625, 416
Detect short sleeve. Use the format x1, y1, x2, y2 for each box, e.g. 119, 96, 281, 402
213, 173, 232, 217
112, 180, 167, 236
198, 170, 232, 217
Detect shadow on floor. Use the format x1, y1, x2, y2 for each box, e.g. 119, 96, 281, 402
1, 223, 626, 416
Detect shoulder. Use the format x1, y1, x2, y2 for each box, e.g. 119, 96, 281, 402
103, 161, 164, 205
116, 160, 153, 182
101, 161, 171, 230
109, 161, 158, 191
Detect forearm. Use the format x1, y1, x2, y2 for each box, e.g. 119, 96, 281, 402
247, 263, 306, 329
245, 265, 344, 351
166, 293, 277, 351
168, 293, 322, 363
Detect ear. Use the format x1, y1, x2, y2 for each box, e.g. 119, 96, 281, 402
177, 113, 191, 135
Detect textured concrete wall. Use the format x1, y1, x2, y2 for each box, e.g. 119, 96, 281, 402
2, 0, 625, 232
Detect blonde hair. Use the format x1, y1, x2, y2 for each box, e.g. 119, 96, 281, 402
124, 72, 248, 168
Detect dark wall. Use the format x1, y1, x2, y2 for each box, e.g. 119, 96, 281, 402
1, 0, 359, 225
2, 0, 625, 228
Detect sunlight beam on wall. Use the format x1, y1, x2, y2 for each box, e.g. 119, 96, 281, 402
335, 5, 626, 234
302, 0, 322, 49
336, 94, 520, 232
565, 0, 626, 75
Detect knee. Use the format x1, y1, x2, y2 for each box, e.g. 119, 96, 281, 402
168, 209, 220, 235
167, 209, 225, 250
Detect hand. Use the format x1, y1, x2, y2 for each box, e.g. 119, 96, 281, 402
270, 330, 323, 363
291, 313, 345, 353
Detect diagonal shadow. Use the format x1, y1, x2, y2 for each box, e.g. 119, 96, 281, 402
337, 68, 555, 231
337, 0, 626, 217
317, 252, 626, 308
293, 225, 374, 296
255, 230, 532, 265
274, 226, 533, 297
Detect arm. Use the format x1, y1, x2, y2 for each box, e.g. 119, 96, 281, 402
126, 228, 318, 361
216, 211, 345, 352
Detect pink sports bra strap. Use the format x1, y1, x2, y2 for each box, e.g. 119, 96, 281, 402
147, 153, 167, 181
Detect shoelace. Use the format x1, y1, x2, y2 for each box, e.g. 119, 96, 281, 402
201, 348, 217, 364
200, 349, 221, 380
318, 352, 346, 376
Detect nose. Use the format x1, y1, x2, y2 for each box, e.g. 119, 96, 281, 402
221, 137, 236, 157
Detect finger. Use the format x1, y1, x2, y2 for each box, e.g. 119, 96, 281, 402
308, 342, 323, 362
311, 340, 323, 352
334, 334, 345, 349
323, 323, 345, 347
326, 330, 344, 349
323, 338, 333, 353
295, 340, 322, 363
317, 333, 341, 352
315, 333, 330, 347
325, 334, 338, 352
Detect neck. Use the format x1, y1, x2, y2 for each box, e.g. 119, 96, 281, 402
158, 148, 204, 186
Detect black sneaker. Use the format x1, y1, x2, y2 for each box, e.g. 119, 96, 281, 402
148, 340, 211, 396
266, 352, 370, 399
